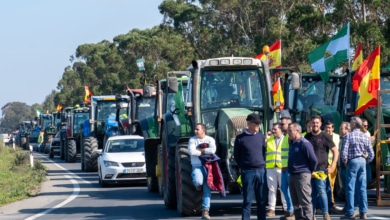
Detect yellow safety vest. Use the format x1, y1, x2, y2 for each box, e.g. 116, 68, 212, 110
328, 133, 340, 165
266, 135, 287, 169
281, 135, 290, 168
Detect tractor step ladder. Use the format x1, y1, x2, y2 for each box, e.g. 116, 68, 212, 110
375, 90, 390, 206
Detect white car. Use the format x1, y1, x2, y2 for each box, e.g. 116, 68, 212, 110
98, 135, 146, 187
1, 134, 10, 146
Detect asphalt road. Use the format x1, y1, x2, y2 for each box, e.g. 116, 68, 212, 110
1, 150, 390, 220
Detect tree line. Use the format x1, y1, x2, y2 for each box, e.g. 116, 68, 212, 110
1, 0, 389, 132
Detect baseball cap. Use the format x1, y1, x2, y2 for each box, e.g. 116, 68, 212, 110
246, 113, 261, 124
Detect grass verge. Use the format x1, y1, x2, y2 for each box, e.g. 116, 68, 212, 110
0, 144, 46, 207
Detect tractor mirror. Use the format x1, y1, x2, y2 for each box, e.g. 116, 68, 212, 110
291, 72, 301, 89
167, 77, 178, 93
143, 85, 156, 98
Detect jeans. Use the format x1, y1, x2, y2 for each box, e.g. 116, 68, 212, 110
192, 166, 211, 210
241, 168, 267, 220
345, 157, 368, 216
311, 174, 328, 214
339, 166, 359, 209
281, 169, 294, 212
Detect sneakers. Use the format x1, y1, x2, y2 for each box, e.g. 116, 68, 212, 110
266, 209, 275, 217
323, 213, 331, 220
202, 209, 210, 220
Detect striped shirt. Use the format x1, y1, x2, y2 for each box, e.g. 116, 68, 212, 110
341, 128, 374, 163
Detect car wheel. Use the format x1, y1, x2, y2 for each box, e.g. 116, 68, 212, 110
99, 170, 108, 188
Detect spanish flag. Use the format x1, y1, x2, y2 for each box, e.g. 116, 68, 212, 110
351, 43, 363, 71
254, 40, 281, 69
352, 45, 380, 115
56, 104, 63, 112
84, 86, 93, 103
272, 78, 284, 110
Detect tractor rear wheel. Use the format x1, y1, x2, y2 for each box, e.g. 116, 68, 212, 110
84, 137, 98, 172
176, 143, 202, 216
60, 130, 66, 160
67, 139, 77, 163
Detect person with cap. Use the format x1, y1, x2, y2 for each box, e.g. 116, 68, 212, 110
234, 113, 267, 220
287, 122, 318, 220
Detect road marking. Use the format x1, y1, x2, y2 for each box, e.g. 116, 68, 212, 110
24, 157, 87, 220
24, 175, 80, 220
367, 214, 388, 220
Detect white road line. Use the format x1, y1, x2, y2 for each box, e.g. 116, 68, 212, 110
367, 214, 388, 220
24, 175, 80, 220
24, 157, 93, 220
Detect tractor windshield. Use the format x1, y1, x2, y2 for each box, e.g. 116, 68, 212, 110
293, 76, 342, 111
136, 97, 156, 120
381, 75, 390, 107
97, 101, 116, 120
200, 70, 263, 110
74, 112, 89, 134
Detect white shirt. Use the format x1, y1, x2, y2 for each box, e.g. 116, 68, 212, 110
188, 135, 217, 166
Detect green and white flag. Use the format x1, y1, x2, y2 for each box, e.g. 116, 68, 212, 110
307, 23, 350, 82
136, 58, 145, 71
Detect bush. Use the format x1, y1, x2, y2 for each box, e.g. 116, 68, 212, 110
0, 147, 46, 206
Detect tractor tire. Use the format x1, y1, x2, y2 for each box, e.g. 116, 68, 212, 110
80, 136, 85, 171
60, 131, 66, 160
49, 149, 54, 158
157, 144, 163, 197
20, 137, 27, 150
162, 144, 177, 209
176, 143, 202, 216
84, 137, 98, 172
25, 137, 30, 150
147, 177, 159, 192
228, 182, 242, 194
67, 139, 77, 163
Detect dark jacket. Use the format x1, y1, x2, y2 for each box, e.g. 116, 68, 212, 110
288, 137, 318, 174
199, 154, 226, 197
234, 131, 266, 170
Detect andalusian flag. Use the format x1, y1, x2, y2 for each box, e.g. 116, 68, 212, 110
254, 40, 281, 69
272, 78, 284, 110
352, 45, 380, 115
307, 23, 350, 82
84, 86, 93, 103
351, 43, 363, 71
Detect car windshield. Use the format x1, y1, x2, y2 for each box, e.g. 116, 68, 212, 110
106, 139, 144, 153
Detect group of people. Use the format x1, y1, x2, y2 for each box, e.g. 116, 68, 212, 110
187, 113, 374, 220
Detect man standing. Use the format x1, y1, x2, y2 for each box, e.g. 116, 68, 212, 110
323, 121, 343, 213
188, 123, 217, 220
305, 115, 338, 220
341, 117, 374, 219
265, 123, 292, 217
287, 123, 318, 220
234, 113, 267, 220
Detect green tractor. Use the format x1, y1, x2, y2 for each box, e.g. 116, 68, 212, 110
140, 58, 299, 216
138, 72, 190, 194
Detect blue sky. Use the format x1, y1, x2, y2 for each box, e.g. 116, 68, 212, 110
0, 0, 163, 115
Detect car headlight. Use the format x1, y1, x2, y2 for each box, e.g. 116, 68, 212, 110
104, 160, 119, 167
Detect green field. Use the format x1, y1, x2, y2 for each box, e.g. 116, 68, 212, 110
0, 144, 46, 207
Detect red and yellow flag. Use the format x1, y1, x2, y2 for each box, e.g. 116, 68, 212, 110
272, 78, 284, 110
352, 45, 380, 115
351, 43, 363, 71
84, 86, 93, 103
56, 104, 63, 112
254, 40, 281, 69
